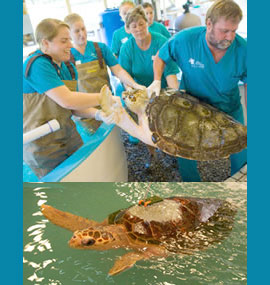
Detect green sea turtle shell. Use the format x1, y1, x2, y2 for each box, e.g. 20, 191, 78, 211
145, 90, 247, 160
108, 197, 236, 252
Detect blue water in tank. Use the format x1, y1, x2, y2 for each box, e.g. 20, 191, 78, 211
100, 8, 123, 47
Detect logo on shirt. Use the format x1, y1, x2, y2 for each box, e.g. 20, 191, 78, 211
121, 37, 128, 44
90, 52, 97, 59
189, 58, 204, 69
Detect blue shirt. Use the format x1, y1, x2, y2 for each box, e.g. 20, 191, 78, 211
111, 26, 132, 57
149, 21, 171, 39
71, 41, 118, 67
159, 26, 247, 115
23, 50, 78, 94
119, 32, 179, 88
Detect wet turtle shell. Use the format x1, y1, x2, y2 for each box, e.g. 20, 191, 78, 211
108, 196, 236, 253
146, 90, 247, 160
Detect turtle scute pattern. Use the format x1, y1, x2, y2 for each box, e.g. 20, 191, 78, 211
108, 197, 236, 253
146, 90, 247, 160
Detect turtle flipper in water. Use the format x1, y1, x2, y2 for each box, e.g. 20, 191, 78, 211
109, 246, 167, 276
41, 204, 100, 232
108, 251, 146, 276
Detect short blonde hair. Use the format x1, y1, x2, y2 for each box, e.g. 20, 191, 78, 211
120, 1, 135, 11
206, 0, 242, 25
64, 13, 84, 27
125, 5, 148, 29
35, 18, 69, 47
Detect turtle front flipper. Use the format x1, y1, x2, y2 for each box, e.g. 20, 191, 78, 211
100, 86, 153, 145
41, 204, 99, 232
109, 246, 167, 275
108, 251, 147, 276
100, 85, 115, 116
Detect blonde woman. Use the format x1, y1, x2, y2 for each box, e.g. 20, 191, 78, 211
64, 13, 145, 94
119, 6, 179, 90
23, 18, 114, 178
111, 1, 135, 57
118, 5, 179, 145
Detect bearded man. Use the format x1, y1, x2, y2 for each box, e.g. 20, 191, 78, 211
148, 0, 247, 182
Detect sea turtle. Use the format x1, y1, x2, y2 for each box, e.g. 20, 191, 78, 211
100, 86, 247, 161
41, 196, 236, 275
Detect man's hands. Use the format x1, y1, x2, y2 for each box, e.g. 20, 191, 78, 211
147, 80, 161, 98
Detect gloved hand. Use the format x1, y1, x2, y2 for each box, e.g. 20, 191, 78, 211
95, 110, 115, 125
147, 80, 161, 98
132, 83, 147, 91
111, 96, 122, 108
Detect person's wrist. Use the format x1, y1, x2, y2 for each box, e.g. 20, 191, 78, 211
95, 110, 101, 121
133, 83, 141, 89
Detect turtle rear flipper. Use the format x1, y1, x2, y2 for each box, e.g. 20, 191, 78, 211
41, 204, 99, 232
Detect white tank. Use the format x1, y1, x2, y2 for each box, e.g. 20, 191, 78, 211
174, 1, 202, 31
174, 12, 201, 31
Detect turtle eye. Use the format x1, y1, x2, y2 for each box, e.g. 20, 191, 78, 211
82, 238, 95, 246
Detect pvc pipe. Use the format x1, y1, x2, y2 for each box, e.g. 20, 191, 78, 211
23, 119, 60, 144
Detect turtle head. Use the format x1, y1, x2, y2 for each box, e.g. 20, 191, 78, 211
122, 89, 149, 114
68, 226, 121, 250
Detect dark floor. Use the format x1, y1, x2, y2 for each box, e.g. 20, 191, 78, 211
121, 130, 231, 182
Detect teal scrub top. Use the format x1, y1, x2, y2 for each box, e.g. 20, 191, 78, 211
149, 21, 171, 39
111, 26, 133, 57
71, 41, 118, 67
158, 26, 247, 115
23, 50, 78, 94
119, 32, 179, 88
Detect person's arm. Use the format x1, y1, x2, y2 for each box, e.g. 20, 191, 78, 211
110, 64, 145, 90
45, 85, 101, 110
73, 107, 116, 125
72, 107, 97, 118
26, 58, 102, 110
153, 51, 166, 81
147, 51, 166, 97
165, 74, 179, 89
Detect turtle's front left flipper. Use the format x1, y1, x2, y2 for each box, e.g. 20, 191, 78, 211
41, 204, 99, 232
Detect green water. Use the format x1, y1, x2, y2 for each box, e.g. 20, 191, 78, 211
23, 182, 247, 284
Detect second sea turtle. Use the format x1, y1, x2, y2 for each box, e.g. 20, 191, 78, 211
41, 196, 236, 275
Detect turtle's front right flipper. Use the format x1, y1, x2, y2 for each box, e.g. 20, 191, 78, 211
108, 251, 146, 276
109, 246, 167, 276
41, 204, 99, 232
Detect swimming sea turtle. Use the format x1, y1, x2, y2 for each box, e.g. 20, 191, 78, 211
100, 86, 247, 161
41, 196, 236, 275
